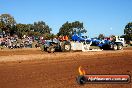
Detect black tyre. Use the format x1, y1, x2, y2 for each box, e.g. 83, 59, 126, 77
76, 76, 87, 85
61, 41, 71, 52
117, 44, 123, 50
47, 46, 55, 53
113, 44, 117, 50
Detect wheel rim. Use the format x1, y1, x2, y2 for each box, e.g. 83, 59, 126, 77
114, 45, 117, 50
65, 45, 70, 50
118, 45, 122, 50
51, 48, 55, 52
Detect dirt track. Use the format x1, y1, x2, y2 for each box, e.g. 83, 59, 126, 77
0, 47, 132, 88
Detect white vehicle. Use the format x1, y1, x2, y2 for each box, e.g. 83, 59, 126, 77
115, 36, 125, 47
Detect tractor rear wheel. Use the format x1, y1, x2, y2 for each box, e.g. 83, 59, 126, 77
61, 41, 71, 52
117, 44, 123, 50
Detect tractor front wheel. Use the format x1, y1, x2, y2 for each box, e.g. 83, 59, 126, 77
61, 41, 71, 52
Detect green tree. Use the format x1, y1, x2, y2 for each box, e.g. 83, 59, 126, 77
0, 22, 3, 33
0, 21, 4, 29
16, 21, 52, 38
43, 33, 55, 40
0, 14, 16, 35
16, 23, 30, 38
33, 21, 52, 34
98, 34, 105, 40
124, 22, 132, 41
58, 21, 87, 38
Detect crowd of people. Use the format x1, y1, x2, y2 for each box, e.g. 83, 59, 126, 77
0, 35, 33, 49
0, 34, 70, 49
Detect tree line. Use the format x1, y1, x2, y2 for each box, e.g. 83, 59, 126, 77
0, 14, 86, 40
0, 14, 53, 39
0, 14, 132, 42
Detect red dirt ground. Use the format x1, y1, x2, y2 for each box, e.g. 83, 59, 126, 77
0, 47, 132, 88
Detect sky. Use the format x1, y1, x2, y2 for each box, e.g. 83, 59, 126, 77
0, 0, 132, 37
